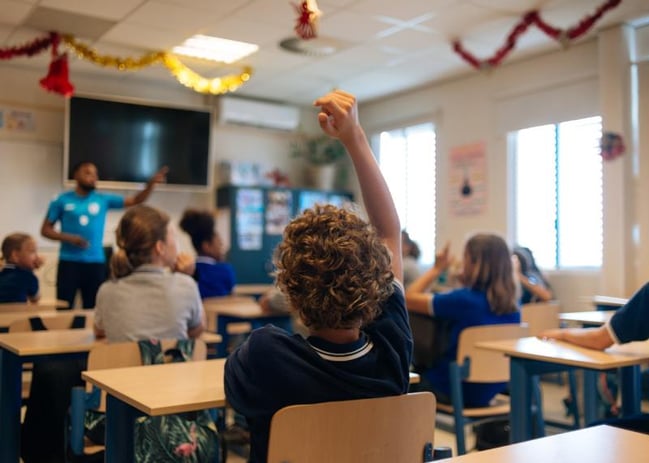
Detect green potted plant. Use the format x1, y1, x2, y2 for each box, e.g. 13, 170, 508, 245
291, 135, 346, 189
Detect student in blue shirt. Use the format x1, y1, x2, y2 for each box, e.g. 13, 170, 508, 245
406, 235, 521, 407
0, 232, 44, 303
179, 208, 236, 298
225, 90, 412, 463
41, 162, 167, 309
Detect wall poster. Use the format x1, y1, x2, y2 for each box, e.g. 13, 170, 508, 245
449, 142, 487, 216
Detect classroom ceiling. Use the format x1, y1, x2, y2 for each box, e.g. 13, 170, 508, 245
1, 0, 648, 106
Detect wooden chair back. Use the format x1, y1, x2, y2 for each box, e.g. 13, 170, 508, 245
520, 301, 561, 337
267, 392, 436, 463
456, 323, 529, 383
8, 312, 94, 333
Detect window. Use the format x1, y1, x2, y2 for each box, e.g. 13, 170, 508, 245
375, 123, 436, 265
512, 116, 602, 269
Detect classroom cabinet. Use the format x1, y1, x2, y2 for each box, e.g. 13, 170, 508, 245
216, 186, 353, 284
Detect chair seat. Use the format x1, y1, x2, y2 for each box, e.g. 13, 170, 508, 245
437, 394, 510, 417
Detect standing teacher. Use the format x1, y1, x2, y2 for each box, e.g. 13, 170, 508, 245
41, 162, 168, 309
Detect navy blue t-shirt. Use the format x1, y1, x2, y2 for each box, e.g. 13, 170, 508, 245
609, 282, 649, 343
425, 288, 520, 407
224, 281, 412, 463
0, 265, 39, 303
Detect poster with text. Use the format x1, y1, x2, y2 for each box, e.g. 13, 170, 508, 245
449, 142, 487, 216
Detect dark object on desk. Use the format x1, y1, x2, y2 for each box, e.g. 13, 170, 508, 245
409, 312, 453, 371
473, 417, 510, 451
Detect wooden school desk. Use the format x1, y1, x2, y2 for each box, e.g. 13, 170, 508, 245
476, 337, 649, 442
592, 295, 628, 311
0, 329, 221, 463
203, 296, 292, 357
436, 425, 649, 463
0, 329, 97, 463
82, 359, 226, 463
559, 310, 615, 326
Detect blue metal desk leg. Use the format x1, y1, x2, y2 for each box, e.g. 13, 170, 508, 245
105, 394, 139, 463
0, 349, 22, 463
583, 369, 598, 425
620, 365, 641, 417
510, 358, 535, 442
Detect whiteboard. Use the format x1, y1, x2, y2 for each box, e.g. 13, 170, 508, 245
0, 140, 63, 249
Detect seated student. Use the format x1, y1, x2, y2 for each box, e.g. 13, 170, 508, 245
406, 235, 521, 407
402, 230, 422, 288
541, 282, 649, 433
513, 245, 554, 304
224, 90, 411, 463
0, 232, 44, 303
179, 208, 236, 298
94, 205, 205, 342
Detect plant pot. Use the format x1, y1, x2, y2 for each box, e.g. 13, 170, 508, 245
304, 164, 336, 190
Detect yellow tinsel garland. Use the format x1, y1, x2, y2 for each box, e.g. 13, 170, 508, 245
61, 34, 252, 95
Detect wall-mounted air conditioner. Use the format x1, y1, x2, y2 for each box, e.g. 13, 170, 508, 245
219, 96, 300, 131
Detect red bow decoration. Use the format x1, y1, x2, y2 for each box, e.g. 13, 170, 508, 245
39, 32, 74, 97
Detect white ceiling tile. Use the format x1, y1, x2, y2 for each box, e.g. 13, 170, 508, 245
40, 0, 141, 20
101, 22, 188, 51
0, 0, 35, 25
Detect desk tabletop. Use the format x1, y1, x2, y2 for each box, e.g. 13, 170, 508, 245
592, 295, 628, 307
0, 308, 93, 329
439, 425, 649, 462
476, 336, 649, 369
82, 359, 227, 415
559, 310, 614, 326
0, 329, 96, 356
233, 284, 274, 296
0, 329, 221, 356
203, 298, 269, 318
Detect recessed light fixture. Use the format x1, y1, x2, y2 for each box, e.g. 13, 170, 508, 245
279, 36, 350, 56
172, 35, 259, 63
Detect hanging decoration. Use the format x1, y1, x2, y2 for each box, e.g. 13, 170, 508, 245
292, 0, 322, 40
0, 32, 56, 59
162, 55, 252, 95
453, 0, 622, 70
39, 33, 74, 97
62, 35, 164, 70
600, 132, 626, 161
0, 31, 254, 96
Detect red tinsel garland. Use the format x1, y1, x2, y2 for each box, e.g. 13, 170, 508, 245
453, 0, 622, 70
0, 32, 57, 59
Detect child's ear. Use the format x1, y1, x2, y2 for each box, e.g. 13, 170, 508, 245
154, 240, 165, 256
200, 240, 210, 254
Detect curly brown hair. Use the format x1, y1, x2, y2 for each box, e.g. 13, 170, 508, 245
274, 204, 394, 330
463, 233, 518, 315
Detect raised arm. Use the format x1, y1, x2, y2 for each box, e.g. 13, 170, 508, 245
123, 166, 168, 207
405, 242, 451, 314
313, 90, 402, 280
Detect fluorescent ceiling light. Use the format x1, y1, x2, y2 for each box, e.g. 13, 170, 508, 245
172, 35, 258, 63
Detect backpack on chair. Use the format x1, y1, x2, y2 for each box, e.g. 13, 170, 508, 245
133, 339, 222, 463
